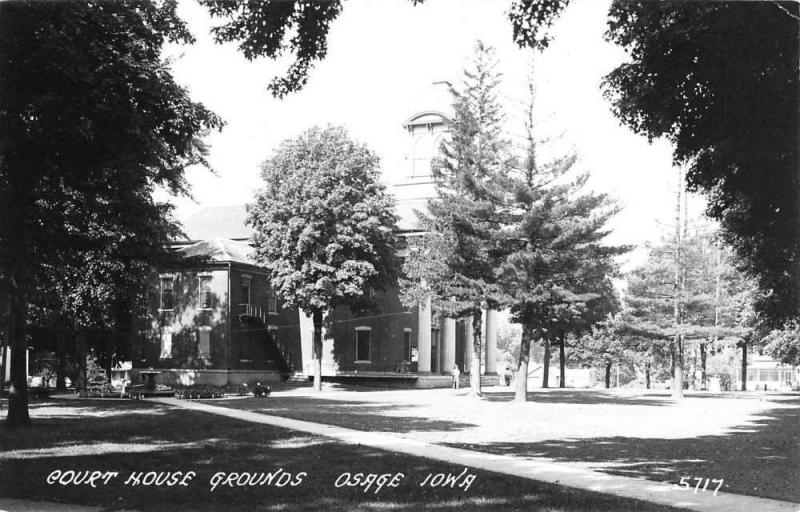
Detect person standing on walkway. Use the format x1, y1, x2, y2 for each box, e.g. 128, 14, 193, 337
451, 364, 461, 389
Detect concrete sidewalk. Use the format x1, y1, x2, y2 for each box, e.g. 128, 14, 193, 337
0, 498, 104, 512
155, 397, 799, 512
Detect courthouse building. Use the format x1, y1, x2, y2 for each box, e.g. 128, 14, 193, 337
132, 83, 501, 388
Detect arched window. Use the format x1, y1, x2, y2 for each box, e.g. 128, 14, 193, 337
412, 133, 433, 177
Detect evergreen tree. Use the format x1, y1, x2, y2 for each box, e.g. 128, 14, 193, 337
507, 1, 800, 328
624, 211, 752, 396
496, 64, 625, 401
401, 41, 511, 397
248, 126, 398, 392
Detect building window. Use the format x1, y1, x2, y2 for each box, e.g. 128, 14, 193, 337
267, 284, 278, 314
431, 327, 440, 373
239, 338, 254, 363
160, 330, 172, 359
403, 328, 414, 362
198, 326, 211, 359
355, 327, 371, 362
412, 135, 432, 178
240, 276, 251, 311
159, 276, 174, 311
198, 275, 212, 310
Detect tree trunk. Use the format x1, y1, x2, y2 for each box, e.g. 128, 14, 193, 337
672, 168, 684, 400
645, 361, 651, 390
670, 341, 675, 376
312, 309, 323, 392
515, 324, 532, 402
558, 335, 566, 388
56, 318, 67, 392
470, 308, 483, 397
700, 342, 707, 390
6, 292, 31, 427
542, 338, 550, 388
106, 334, 114, 382
673, 336, 684, 399
76, 330, 87, 392
605, 362, 612, 389
741, 341, 747, 391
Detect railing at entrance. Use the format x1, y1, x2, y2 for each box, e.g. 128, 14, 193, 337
239, 304, 268, 323
238, 304, 294, 373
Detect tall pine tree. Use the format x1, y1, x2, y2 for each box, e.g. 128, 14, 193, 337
624, 207, 752, 396
496, 64, 624, 401
401, 41, 512, 396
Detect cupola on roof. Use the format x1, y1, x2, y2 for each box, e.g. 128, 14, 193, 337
402, 81, 453, 129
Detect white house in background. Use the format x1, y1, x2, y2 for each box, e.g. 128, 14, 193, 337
736, 354, 799, 391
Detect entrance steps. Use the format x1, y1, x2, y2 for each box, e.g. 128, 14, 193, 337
286, 372, 310, 383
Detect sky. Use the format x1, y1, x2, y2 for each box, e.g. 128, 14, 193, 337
163, 0, 705, 266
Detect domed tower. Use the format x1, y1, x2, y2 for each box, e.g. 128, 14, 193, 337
394, 81, 452, 231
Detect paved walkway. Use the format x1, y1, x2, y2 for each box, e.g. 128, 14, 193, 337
155, 397, 799, 512
0, 498, 102, 512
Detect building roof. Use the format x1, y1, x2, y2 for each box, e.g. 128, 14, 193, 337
180, 205, 252, 242
181, 200, 424, 238
176, 237, 257, 266
748, 354, 797, 369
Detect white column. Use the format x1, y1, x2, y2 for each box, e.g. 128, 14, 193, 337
484, 308, 498, 374
298, 311, 314, 375
442, 317, 456, 374
25, 348, 30, 380
463, 319, 473, 372
417, 297, 432, 373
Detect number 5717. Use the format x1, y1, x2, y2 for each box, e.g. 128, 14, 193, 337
675, 477, 724, 496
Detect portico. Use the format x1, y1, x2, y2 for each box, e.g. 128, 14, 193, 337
414, 305, 498, 380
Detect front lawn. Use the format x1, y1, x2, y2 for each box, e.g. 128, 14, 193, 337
0, 398, 682, 511
207, 388, 800, 503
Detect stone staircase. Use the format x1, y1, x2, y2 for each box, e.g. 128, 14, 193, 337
480, 374, 501, 386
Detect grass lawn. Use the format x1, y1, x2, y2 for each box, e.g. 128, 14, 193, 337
0, 398, 683, 512
207, 388, 800, 503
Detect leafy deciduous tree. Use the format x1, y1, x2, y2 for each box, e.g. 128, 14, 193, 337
0, 1, 221, 427
248, 126, 398, 392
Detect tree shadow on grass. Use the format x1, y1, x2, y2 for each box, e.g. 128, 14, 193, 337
208, 396, 477, 433
484, 389, 671, 406
0, 399, 682, 512
449, 397, 800, 503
